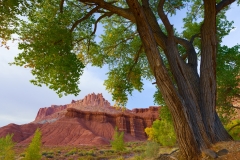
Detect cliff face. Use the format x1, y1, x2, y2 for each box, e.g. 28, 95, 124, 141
35, 105, 67, 122
0, 93, 159, 146
69, 93, 111, 108
65, 106, 159, 140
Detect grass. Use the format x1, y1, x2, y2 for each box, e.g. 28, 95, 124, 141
11, 140, 240, 160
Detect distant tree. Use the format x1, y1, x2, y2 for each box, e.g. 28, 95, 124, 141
111, 127, 125, 151
24, 128, 42, 160
0, 134, 15, 160
1, 0, 240, 159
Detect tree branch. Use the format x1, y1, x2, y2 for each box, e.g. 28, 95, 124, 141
216, 0, 236, 14
80, 0, 135, 22
70, 6, 100, 32
127, 45, 143, 81
60, 0, 64, 13
142, 0, 167, 51
175, 37, 198, 71
228, 122, 240, 132
90, 12, 113, 36
230, 105, 240, 110
190, 33, 201, 44
157, 0, 174, 36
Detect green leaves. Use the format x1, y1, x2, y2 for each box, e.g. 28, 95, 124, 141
9, 0, 99, 97
111, 127, 125, 151
0, 134, 15, 160
217, 45, 240, 124
24, 128, 42, 160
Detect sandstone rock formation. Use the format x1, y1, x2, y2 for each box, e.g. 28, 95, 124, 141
34, 105, 67, 123
0, 93, 159, 146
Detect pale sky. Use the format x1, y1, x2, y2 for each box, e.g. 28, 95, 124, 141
0, 3, 239, 127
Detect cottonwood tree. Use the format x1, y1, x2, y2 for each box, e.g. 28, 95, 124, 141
1, 0, 240, 159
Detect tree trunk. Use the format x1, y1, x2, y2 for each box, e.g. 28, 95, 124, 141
126, 0, 232, 159
200, 0, 232, 143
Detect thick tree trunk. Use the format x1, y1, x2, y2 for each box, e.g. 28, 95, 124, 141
126, 0, 232, 159
200, 0, 232, 142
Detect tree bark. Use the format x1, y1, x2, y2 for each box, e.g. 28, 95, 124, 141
126, 0, 232, 159
200, 0, 232, 142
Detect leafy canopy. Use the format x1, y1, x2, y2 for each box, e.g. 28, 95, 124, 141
0, 0, 239, 106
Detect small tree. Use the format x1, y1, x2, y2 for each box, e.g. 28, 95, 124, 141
0, 134, 15, 160
111, 127, 125, 151
145, 105, 176, 146
24, 128, 42, 160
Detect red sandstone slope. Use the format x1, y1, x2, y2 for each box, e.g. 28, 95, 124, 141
0, 93, 159, 146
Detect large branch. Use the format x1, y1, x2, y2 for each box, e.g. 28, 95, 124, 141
175, 37, 198, 72
79, 0, 135, 22
216, 0, 236, 14
142, 0, 167, 51
157, 0, 174, 36
70, 6, 100, 32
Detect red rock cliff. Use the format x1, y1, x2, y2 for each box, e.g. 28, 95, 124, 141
35, 105, 67, 122
0, 93, 160, 146
65, 106, 159, 140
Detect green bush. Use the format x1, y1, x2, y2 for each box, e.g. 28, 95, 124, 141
145, 106, 176, 146
134, 155, 144, 160
143, 141, 160, 159
0, 134, 15, 160
110, 127, 125, 151
24, 128, 42, 160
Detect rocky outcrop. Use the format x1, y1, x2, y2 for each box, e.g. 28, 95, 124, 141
0, 93, 160, 146
69, 93, 111, 109
35, 105, 67, 122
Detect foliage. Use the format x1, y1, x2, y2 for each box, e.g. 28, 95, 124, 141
24, 128, 42, 160
225, 119, 240, 140
0, 134, 15, 160
216, 45, 240, 125
145, 105, 176, 146
142, 141, 160, 159
1, 1, 240, 158
111, 127, 125, 151
0, 0, 239, 106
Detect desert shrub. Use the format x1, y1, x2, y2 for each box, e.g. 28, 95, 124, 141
116, 156, 124, 160
46, 154, 54, 158
134, 155, 144, 160
143, 141, 160, 159
20, 153, 25, 157
68, 148, 77, 155
0, 134, 15, 160
78, 156, 96, 160
24, 128, 42, 160
225, 119, 240, 140
110, 127, 125, 151
133, 146, 144, 152
145, 106, 176, 146
42, 151, 54, 158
